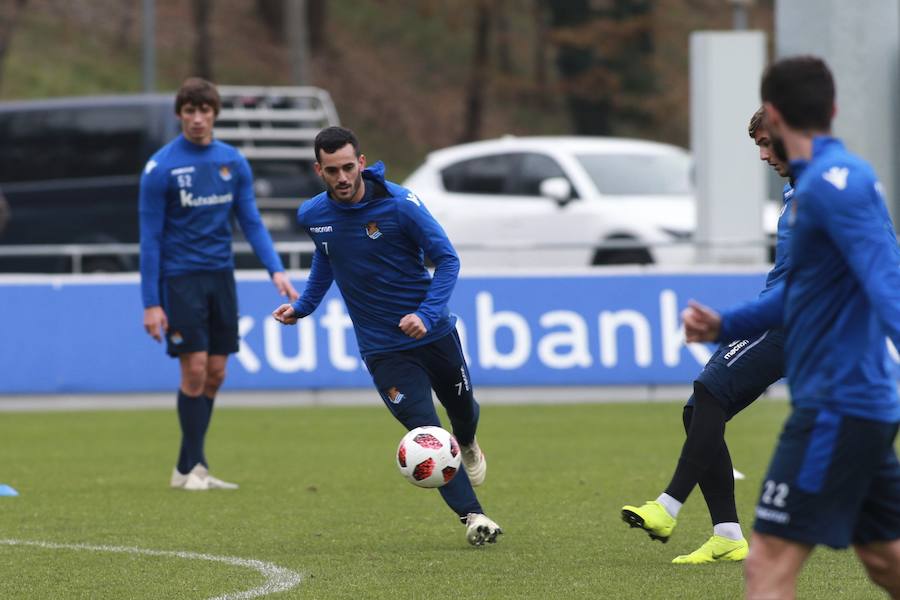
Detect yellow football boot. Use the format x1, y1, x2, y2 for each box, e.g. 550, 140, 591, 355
621, 500, 677, 543
672, 535, 749, 564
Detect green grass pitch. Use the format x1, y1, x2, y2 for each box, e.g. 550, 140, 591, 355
0, 399, 886, 599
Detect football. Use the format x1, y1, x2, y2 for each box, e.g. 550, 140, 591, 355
396, 426, 461, 488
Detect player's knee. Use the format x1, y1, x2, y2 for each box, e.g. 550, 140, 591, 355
206, 365, 226, 390
693, 380, 715, 404
744, 544, 774, 594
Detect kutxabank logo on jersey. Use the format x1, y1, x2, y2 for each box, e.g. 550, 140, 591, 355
179, 189, 233, 208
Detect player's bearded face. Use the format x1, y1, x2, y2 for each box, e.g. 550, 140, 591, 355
770, 132, 789, 165
762, 106, 789, 167
317, 144, 366, 203
330, 168, 362, 201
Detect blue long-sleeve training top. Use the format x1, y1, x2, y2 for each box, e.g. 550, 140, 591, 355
719, 136, 900, 422
290, 162, 459, 358
139, 134, 284, 307
758, 183, 794, 298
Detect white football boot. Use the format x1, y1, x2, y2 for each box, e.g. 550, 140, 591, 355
460, 438, 487, 486
465, 513, 503, 546
170, 468, 189, 489
170, 464, 238, 491
192, 464, 239, 490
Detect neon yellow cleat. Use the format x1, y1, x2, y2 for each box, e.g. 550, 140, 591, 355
621, 500, 677, 543
672, 535, 749, 564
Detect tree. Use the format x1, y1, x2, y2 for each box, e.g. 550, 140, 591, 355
192, 0, 214, 80
255, 0, 327, 54
0, 0, 27, 93
544, 0, 656, 136
459, 0, 492, 142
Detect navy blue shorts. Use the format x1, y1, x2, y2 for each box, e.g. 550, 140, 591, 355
753, 408, 900, 548
687, 329, 785, 420
363, 330, 479, 445
161, 270, 239, 357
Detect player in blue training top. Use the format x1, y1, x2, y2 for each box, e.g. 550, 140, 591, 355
621, 106, 793, 564
140, 77, 298, 492
684, 56, 900, 599
272, 126, 502, 547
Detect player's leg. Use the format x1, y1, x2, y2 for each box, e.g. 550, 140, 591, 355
621, 340, 734, 542
751, 410, 897, 596
162, 273, 214, 490
198, 271, 240, 489
744, 532, 812, 599
423, 330, 485, 486
676, 330, 785, 562
855, 541, 900, 598
365, 350, 483, 519
851, 441, 900, 597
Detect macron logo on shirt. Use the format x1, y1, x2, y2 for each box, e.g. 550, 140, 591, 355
144, 160, 158, 175
822, 166, 849, 190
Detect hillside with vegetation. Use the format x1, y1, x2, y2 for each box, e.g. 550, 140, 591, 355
0, 0, 773, 179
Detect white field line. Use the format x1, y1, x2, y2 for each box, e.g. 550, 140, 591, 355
0, 539, 303, 600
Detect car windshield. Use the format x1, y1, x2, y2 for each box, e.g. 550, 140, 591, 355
575, 152, 693, 196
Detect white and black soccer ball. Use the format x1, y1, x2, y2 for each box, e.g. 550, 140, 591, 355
396, 426, 461, 488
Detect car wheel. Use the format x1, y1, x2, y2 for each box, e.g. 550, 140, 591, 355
591, 239, 653, 265
82, 256, 126, 273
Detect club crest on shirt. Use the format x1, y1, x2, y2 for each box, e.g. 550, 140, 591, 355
365, 221, 382, 239
219, 165, 232, 181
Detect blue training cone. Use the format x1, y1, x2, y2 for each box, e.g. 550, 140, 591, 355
0, 484, 19, 497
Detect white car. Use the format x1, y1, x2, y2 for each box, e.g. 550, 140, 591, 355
403, 136, 775, 268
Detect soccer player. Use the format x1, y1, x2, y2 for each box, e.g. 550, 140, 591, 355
140, 77, 298, 491
683, 56, 900, 599
620, 107, 793, 564
272, 126, 502, 547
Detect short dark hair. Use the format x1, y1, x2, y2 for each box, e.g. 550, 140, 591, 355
314, 126, 360, 162
760, 55, 834, 131
748, 106, 766, 138
175, 77, 221, 115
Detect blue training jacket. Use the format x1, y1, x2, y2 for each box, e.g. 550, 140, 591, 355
718, 136, 900, 422
139, 134, 284, 308
758, 183, 794, 298
290, 162, 459, 358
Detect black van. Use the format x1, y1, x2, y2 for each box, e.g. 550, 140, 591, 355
0, 86, 338, 272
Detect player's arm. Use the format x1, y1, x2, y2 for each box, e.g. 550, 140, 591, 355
719, 283, 784, 340
816, 171, 900, 345
683, 284, 784, 343
232, 156, 298, 299
273, 240, 334, 325
397, 193, 460, 336
138, 160, 168, 342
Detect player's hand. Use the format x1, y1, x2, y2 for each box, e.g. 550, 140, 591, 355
143, 306, 168, 342
273, 303, 300, 325
399, 313, 427, 339
272, 272, 299, 301
682, 299, 722, 343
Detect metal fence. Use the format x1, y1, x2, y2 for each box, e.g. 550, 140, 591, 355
0, 238, 777, 274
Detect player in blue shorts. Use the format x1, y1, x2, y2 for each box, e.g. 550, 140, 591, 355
140, 78, 298, 491
272, 126, 502, 546
621, 106, 793, 564
684, 56, 900, 598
